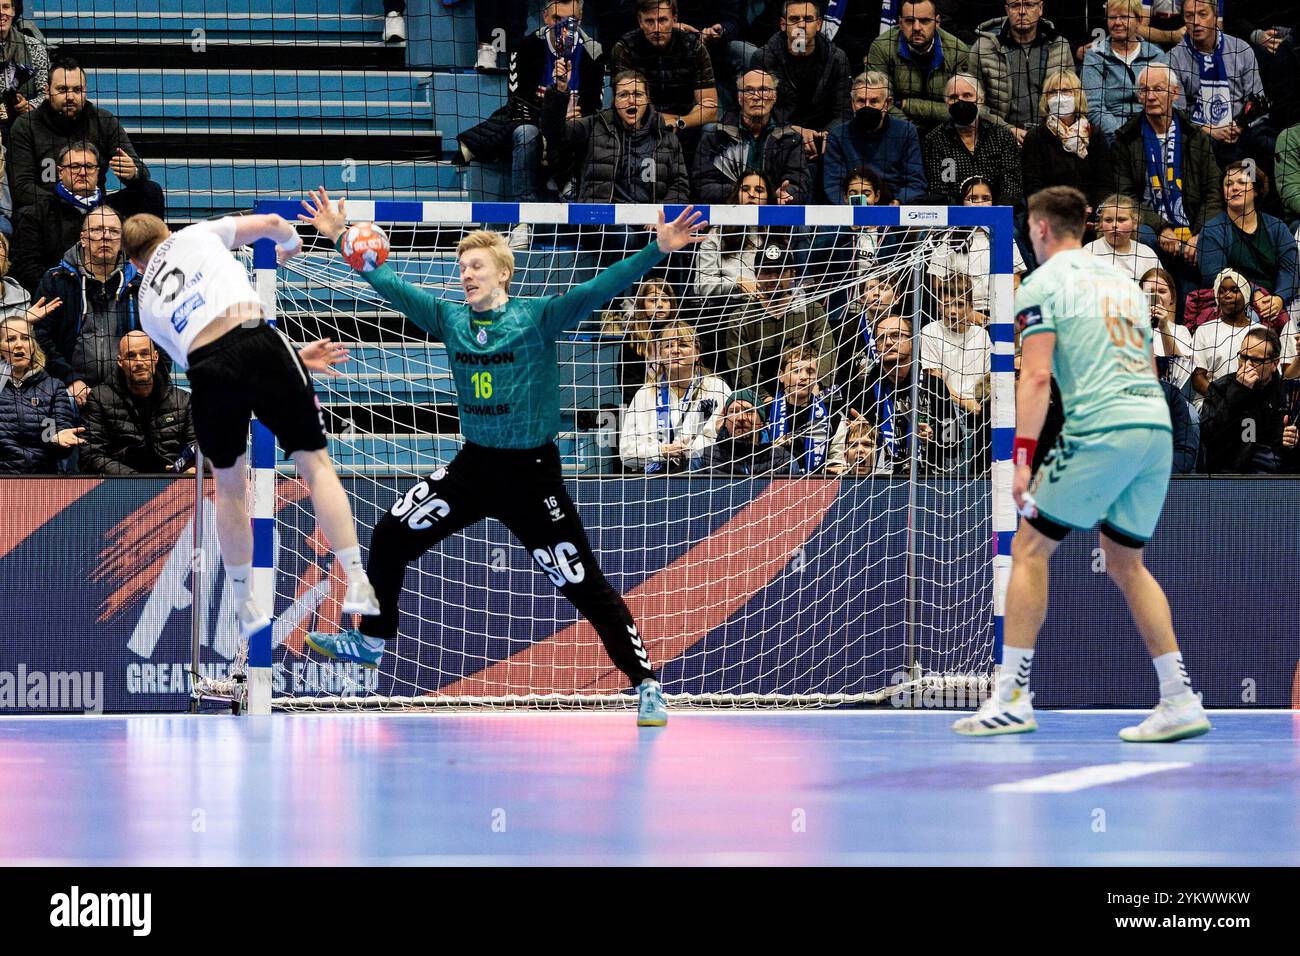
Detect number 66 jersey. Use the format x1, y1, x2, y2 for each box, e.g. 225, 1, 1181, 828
1015, 248, 1171, 437
137, 218, 265, 370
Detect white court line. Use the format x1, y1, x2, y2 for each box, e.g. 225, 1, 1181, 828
989, 761, 1191, 793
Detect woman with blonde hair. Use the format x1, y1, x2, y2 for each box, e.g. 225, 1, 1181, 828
1021, 69, 1112, 207
602, 276, 677, 402
620, 319, 730, 474
0, 314, 83, 472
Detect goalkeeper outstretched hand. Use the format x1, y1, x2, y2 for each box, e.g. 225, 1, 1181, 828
298, 187, 348, 243
655, 205, 709, 253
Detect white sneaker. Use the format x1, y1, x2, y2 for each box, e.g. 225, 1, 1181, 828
476, 42, 498, 70
952, 690, 1037, 736
383, 12, 406, 43
1119, 694, 1211, 742
342, 578, 381, 617
507, 223, 530, 250
236, 597, 271, 640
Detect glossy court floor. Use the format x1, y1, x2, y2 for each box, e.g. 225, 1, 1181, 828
1, 711, 1296, 865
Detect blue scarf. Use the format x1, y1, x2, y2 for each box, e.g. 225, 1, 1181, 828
880, 0, 901, 32
541, 17, 583, 103
770, 385, 830, 474
873, 377, 903, 458
647, 374, 700, 474
857, 311, 882, 371
1182, 28, 1230, 128
898, 25, 943, 73
1141, 114, 1188, 229
55, 181, 103, 215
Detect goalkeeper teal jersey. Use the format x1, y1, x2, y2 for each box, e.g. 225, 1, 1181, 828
1016, 249, 1170, 435
355, 240, 666, 449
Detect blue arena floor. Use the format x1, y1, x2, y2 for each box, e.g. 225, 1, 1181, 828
1, 711, 1296, 866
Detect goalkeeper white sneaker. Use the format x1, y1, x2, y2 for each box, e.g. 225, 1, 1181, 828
236, 598, 271, 640
383, 12, 406, 43
341, 578, 381, 617
952, 691, 1037, 736
1119, 694, 1211, 743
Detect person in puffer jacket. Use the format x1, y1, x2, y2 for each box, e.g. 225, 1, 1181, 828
0, 312, 82, 473
0, 231, 31, 318
31, 204, 144, 411
542, 67, 689, 204
80, 329, 195, 475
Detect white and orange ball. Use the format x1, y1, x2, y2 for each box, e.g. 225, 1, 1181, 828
340, 222, 390, 272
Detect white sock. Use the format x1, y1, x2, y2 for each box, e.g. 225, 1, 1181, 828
998, 646, 1034, 703
225, 562, 252, 602
335, 546, 365, 584
1153, 651, 1194, 702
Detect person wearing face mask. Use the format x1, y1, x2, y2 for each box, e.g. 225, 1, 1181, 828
969, 0, 1075, 146
1021, 70, 1113, 208
822, 71, 926, 204
921, 72, 1023, 207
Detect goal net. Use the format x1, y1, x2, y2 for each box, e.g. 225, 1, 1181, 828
244, 201, 1016, 710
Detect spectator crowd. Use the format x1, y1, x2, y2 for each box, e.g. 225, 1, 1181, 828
4, 0, 1300, 477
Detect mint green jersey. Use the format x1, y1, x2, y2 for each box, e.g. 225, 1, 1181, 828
355, 241, 665, 449
1016, 249, 1170, 435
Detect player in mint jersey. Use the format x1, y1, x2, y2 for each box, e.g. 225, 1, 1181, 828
953, 186, 1210, 743
296, 189, 709, 726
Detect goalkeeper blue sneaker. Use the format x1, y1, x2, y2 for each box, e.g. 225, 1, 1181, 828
305, 629, 385, 669
637, 678, 668, 727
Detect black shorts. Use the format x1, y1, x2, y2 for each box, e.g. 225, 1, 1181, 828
186, 323, 327, 469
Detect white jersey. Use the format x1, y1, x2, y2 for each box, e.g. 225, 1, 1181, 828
137, 218, 263, 369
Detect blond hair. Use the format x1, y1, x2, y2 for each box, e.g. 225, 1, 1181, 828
1039, 68, 1087, 118
602, 277, 676, 360
122, 214, 171, 264
846, 418, 880, 447
0, 316, 46, 374
456, 230, 515, 287
1097, 192, 1140, 218
1106, 0, 1144, 19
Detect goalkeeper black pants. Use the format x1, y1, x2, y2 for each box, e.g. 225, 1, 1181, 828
357, 441, 657, 686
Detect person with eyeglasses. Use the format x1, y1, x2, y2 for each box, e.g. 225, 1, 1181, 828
969, 0, 1075, 147
1200, 325, 1299, 472
1107, 63, 1222, 271
752, 1, 853, 161
690, 67, 810, 205
6, 56, 162, 222
865, 0, 975, 137
27, 205, 145, 412
1189, 267, 1297, 407
1081, 0, 1169, 144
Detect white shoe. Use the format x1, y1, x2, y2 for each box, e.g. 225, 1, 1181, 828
1119, 693, 1211, 742
236, 597, 271, 640
342, 578, 381, 617
507, 223, 530, 250
383, 12, 406, 43
952, 690, 1037, 736
476, 42, 498, 70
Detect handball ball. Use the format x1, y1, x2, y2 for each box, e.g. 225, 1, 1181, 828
341, 222, 390, 272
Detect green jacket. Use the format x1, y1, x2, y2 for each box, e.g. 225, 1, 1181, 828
1276, 123, 1300, 224
1108, 110, 1224, 235
866, 26, 973, 135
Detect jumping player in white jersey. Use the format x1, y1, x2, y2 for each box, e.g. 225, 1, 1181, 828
122, 213, 380, 642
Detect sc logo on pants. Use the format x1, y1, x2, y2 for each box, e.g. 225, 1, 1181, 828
532, 542, 585, 587
391, 480, 451, 531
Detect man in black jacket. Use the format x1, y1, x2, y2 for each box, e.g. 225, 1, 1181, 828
752, 0, 853, 160
691, 67, 810, 204
848, 313, 965, 476
11, 143, 154, 292
704, 388, 795, 475
7, 58, 163, 221
31, 205, 144, 410
610, 0, 719, 159
457, 1, 605, 213
1200, 326, 1299, 472
81, 330, 195, 475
